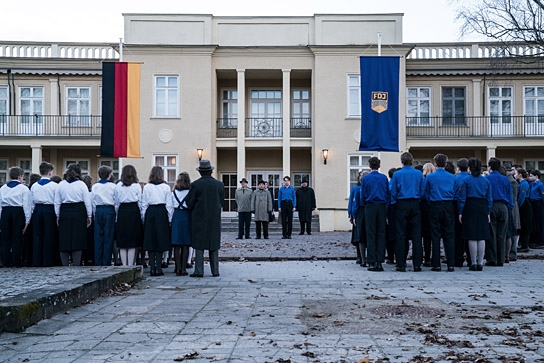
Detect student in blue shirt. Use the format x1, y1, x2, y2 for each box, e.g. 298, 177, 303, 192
453, 158, 470, 267
278, 176, 296, 239
515, 168, 532, 252
528, 169, 544, 248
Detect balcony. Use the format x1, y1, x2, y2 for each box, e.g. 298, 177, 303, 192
0, 115, 101, 137
216, 117, 311, 138
406, 116, 544, 138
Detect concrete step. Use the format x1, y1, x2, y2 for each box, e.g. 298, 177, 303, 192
221, 215, 320, 233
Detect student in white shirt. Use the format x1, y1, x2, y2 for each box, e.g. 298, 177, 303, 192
0, 166, 31, 267
30, 162, 59, 267
91, 165, 117, 266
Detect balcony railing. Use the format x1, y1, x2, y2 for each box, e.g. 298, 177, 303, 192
0, 115, 102, 137
216, 117, 311, 138
406, 116, 544, 138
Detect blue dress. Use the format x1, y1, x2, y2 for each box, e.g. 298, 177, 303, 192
171, 189, 192, 246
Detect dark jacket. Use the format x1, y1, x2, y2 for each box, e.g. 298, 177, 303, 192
296, 186, 316, 222
185, 174, 224, 251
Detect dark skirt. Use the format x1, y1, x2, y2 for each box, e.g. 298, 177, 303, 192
461, 198, 491, 241
506, 208, 517, 238
171, 208, 192, 246
143, 204, 170, 252
355, 206, 366, 244
59, 202, 87, 252
117, 202, 143, 248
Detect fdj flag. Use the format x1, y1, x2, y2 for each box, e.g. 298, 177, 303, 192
359, 56, 400, 152
100, 62, 141, 158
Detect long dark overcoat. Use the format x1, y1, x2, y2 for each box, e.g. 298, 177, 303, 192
185, 174, 225, 251
296, 186, 316, 222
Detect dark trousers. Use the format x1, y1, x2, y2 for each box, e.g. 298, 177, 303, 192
395, 199, 422, 268
255, 221, 269, 238
299, 221, 311, 234
280, 200, 294, 238
488, 201, 508, 265
94, 205, 116, 266
429, 201, 455, 268
519, 199, 532, 249
194, 249, 219, 275
453, 203, 469, 266
32, 204, 58, 267
365, 203, 386, 264
0, 207, 25, 267
238, 211, 252, 238
530, 199, 544, 246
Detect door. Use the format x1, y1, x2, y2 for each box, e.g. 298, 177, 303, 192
488, 86, 514, 136
19, 86, 44, 135
248, 171, 282, 210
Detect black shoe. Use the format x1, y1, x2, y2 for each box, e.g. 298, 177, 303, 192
386, 260, 395, 265
356, 259, 362, 265
281, 236, 287, 239
361, 263, 368, 267
299, 232, 304, 235
287, 236, 291, 239
150, 271, 156, 276
212, 273, 220, 277
413, 266, 422, 272
255, 237, 261, 239
431, 267, 441, 272
477, 265, 483, 271
245, 236, 251, 239
485, 261, 496, 266
469, 265, 477, 271
447, 266, 455, 272
264, 237, 269, 239
236, 237, 243, 240
190, 273, 203, 278
307, 232, 311, 235
395, 266, 406, 272
161, 263, 168, 268
157, 270, 165, 276
423, 261, 432, 267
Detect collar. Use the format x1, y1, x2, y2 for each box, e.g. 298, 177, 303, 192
37, 178, 52, 186
98, 179, 109, 184
7, 180, 21, 188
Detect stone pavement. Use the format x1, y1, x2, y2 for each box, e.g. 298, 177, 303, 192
1, 231, 544, 362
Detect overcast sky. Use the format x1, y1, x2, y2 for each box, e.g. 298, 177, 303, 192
1, 0, 471, 44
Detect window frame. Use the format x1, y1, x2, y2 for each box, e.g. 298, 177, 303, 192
66, 86, 91, 127
17, 158, 32, 184
0, 85, 8, 118
220, 88, 238, 128
99, 159, 120, 181
0, 158, 7, 184
347, 154, 371, 196
488, 85, 513, 124
19, 86, 44, 123
154, 75, 180, 118
347, 74, 361, 118
523, 85, 544, 123
441, 86, 466, 126
63, 159, 90, 176
525, 159, 544, 182
153, 154, 178, 188
406, 86, 431, 126
292, 173, 311, 188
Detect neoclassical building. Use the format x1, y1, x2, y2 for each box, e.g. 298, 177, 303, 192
1, 13, 543, 231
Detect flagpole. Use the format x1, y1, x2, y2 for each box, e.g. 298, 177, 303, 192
377, 32, 382, 163
119, 38, 123, 62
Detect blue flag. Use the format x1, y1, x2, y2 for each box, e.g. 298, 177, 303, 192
359, 56, 400, 152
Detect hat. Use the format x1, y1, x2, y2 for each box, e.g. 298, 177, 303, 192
196, 159, 214, 172
240, 178, 248, 184
301, 178, 309, 183
258, 180, 266, 185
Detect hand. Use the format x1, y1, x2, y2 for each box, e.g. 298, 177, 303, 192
352, 219, 356, 227
86, 217, 92, 228
292, 208, 296, 212
57, 218, 59, 226
22, 223, 29, 235
278, 208, 282, 212
458, 215, 462, 224
488, 215, 490, 223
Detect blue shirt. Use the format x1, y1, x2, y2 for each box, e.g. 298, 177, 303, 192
278, 185, 296, 209
348, 185, 360, 218
486, 171, 514, 209
361, 170, 389, 205
424, 168, 455, 202
529, 179, 544, 201
351, 186, 364, 220
518, 179, 529, 206
453, 171, 470, 201
390, 165, 425, 204
457, 174, 492, 215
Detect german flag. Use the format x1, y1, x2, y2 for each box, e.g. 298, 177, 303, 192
100, 62, 141, 158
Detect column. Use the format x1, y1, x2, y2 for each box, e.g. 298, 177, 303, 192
282, 69, 291, 177
236, 69, 246, 180
486, 146, 496, 162
472, 79, 482, 117
31, 145, 42, 174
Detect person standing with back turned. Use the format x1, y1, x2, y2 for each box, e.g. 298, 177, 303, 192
296, 178, 316, 235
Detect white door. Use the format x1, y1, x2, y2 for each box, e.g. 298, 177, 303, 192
488, 86, 513, 136
19, 87, 44, 135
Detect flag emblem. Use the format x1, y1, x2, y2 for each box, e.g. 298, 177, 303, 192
371, 92, 388, 113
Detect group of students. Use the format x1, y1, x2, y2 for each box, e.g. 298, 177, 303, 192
348, 152, 544, 273
0, 162, 198, 277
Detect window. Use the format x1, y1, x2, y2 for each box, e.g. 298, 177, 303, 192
66, 87, 91, 126
524, 86, 544, 123
407, 87, 431, 126
221, 173, 237, 212
20, 87, 44, 129
0, 159, 7, 184
64, 159, 90, 176
348, 75, 361, 117
249, 90, 282, 137
17, 159, 31, 184
348, 154, 371, 193
221, 89, 237, 128
155, 76, 179, 117
154, 154, 177, 187
0, 86, 7, 124
442, 87, 465, 126
292, 173, 311, 187
99, 159, 120, 181
525, 160, 544, 182
489, 86, 513, 124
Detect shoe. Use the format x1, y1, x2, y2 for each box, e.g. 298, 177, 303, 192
255, 237, 261, 239
212, 273, 220, 277
413, 266, 422, 272
186, 263, 193, 269
431, 267, 441, 272
423, 261, 432, 267
395, 266, 406, 272
356, 259, 362, 265
190, 273, 203, 278
485, 261, 496, 266
469, 265, 477, 271
287, 236, 292, 239
264, 237, 269, 239
510, 258, 517, 262
386, 260, 395, 265
161, 263, 168, 268
447, 266, 455, 272
245, 236, 251, 239
156, 270, 164, 276
236, 237, 243, 240
368, 266, 382, 272
307, 232, 311, 235
299, 232, 304, 235
477, 265, 483, 271
150, 271, 156, 276
517, 248, 529, 253
505, 257, 510, 263
361, 263, 368, 267
281, 236, 287, 239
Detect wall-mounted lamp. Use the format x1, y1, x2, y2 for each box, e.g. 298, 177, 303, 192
322, 149, 329, 165
197, 149, 203, 161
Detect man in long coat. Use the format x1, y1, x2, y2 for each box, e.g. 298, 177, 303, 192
295, 178, 316, 235
185, 160, 225, 277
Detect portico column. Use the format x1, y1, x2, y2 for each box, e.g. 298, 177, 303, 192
237, 69, 246, 180
472, 79, 482, 117
31, 145, 42, 174
282, 69, 291, 177
486, 146, 496, 163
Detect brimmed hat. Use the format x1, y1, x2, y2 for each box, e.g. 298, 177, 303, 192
240, 178, 248, 183
258, 179, 266, 185
301, 178, 309, 183
196, 159, 214, 172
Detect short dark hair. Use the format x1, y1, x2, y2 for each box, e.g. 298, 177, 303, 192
488, 157, 501, 171
388, 168, 397, 179
174, 172, 191, 191
445, 161, 455, 174
457, 158, 468, 172
414, 165, 423, 173
148, 166, 165, 184
369, 157, 381, 170
434, 154, 448, 168
283, 176, 290, 181
531, 169, 542, 178
39, 162, 54, 176
517, 168, 528, 179
468, 158, 482, 177
400, 152, 413, 166
98, 165, 112, 180
9, 166, 24, 180
120, 164, 138, 186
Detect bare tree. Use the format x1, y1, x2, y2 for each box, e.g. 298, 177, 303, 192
456, 0, 544, 55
